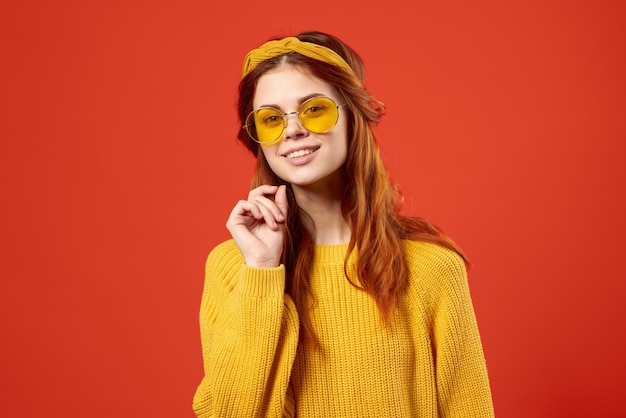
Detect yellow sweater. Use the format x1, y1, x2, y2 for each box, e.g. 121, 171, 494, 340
193, 239, 494, 417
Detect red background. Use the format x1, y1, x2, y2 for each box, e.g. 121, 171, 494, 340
1, 1, 625, 417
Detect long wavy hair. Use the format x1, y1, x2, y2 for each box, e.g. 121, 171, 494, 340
236, 31, 467, 343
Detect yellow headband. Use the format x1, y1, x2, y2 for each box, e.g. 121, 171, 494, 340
241, 36, 355, 78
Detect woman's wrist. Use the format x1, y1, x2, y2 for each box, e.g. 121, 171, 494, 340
244, 257, 281, 268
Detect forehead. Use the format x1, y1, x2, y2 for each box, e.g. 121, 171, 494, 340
253, 65, 340, 108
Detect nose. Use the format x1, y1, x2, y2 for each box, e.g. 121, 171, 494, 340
283, 111, 308, 141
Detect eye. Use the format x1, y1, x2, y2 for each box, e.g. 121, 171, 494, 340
263, 115, 282, 126
302, 103, 328, 118
255, 108, 283, 127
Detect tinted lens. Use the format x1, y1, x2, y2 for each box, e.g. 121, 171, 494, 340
244, 97, 341, 144
299, 97, 339, 133
246, 107, 284, 143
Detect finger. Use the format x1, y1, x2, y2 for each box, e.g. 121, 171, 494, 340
228, 200, 263, 223
250, 194, 285, 223
248, 196, 281, 230
248, 184, 279, 199
274, 185, 288, 219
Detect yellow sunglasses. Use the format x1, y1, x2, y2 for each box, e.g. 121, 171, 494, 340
244, 96, 347, 144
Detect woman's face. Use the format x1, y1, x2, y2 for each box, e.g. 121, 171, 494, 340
253, 65, 349, 192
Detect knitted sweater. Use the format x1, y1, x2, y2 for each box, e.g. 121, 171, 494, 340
193, 239, 494, 417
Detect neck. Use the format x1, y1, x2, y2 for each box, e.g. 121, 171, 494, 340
292, 179, 351, 246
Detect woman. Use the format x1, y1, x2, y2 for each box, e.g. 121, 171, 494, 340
193, 31, 494, 417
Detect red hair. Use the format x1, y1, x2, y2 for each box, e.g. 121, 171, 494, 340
236, 31, 467, 343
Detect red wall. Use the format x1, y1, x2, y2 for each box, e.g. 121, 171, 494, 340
1, 1, 624, 416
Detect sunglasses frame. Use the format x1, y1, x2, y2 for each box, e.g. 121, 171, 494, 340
243, 96, 348, 145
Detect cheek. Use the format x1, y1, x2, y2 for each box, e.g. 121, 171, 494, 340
335, 127, 349, 162
338, 143, 349, 166
260, 144, 277, 160
260, 146, 282, 172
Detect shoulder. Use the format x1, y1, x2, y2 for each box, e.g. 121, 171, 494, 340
401, 240, 469, 296
402, 240, 466, 276
204, 239, 244, 287
206, 239, 243, 264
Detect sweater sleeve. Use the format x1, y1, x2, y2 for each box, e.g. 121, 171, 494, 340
429, 248, 495, 418
192, 240, 299, 418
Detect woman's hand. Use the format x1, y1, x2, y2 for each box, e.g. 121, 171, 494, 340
226, 185, 288, 268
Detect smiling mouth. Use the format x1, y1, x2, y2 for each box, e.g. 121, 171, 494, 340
284, 147, 319, 159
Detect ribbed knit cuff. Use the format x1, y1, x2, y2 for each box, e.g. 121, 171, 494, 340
239, 264, 286, 297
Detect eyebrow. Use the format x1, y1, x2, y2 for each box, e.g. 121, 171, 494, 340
257, 93, 329, 110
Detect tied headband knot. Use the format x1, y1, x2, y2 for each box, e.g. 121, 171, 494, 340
241, 36, 355, 78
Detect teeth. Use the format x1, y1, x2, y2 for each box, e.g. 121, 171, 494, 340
286, 149, 313, 159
